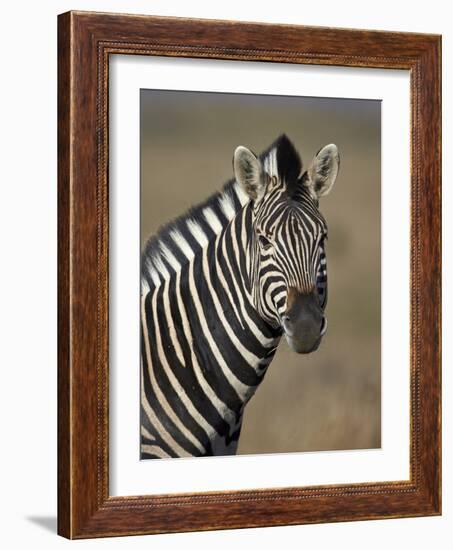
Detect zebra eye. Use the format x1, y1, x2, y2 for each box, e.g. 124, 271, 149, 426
258, 234, 272, 250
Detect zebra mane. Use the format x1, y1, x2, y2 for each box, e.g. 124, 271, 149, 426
141, 134, 300, 292
141, 177, 248, 291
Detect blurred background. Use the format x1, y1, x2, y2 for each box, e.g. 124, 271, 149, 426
141, 89, 381, 455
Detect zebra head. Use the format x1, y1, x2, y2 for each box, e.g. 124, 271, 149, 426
233, 135, 340, 354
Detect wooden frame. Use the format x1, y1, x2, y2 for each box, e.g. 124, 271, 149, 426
58, 10, 441, 539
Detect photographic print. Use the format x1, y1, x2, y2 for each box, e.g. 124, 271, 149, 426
140, 90, 381, 459
58, 12, 441, 537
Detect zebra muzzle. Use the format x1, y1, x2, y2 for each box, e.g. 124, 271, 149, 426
281, 287, 326, 354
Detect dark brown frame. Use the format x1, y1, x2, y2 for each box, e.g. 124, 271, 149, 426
58, 10, 441, 539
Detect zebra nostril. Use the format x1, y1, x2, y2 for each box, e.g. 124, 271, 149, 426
281, 314, 293, 336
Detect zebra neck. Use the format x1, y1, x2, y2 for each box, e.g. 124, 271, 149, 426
141, 187, 282, 409
201, 204, 282, 382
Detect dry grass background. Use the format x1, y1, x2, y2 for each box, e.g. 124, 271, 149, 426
141, 89, 381, 455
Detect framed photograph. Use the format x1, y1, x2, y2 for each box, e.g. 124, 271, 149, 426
58, 11, 441, 538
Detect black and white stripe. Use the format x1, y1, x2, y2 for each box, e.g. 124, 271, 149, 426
140, 134, 338, 458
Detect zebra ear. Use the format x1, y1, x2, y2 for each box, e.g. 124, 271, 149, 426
233, 146, 266, 202
306, 144, 340, 198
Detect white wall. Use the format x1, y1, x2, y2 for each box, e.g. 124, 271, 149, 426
0, 1, 450, 548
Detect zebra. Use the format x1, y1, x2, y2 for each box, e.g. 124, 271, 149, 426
140, 134, 340, 459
